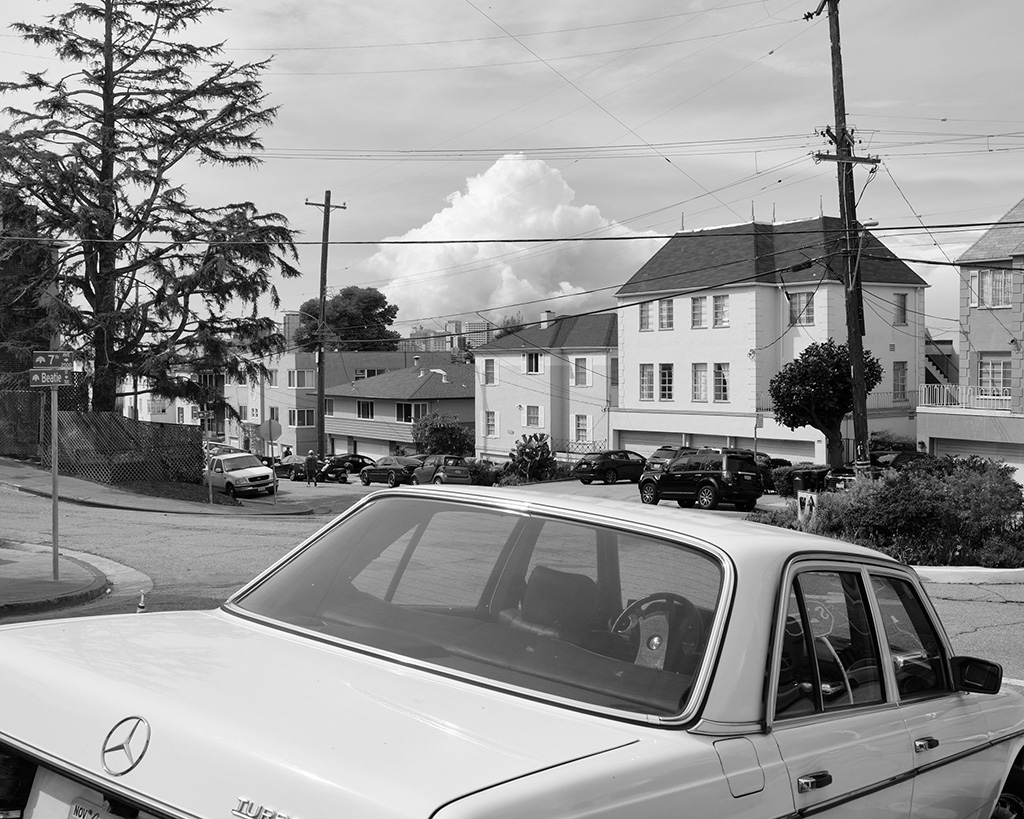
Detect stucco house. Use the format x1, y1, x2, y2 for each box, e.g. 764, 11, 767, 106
610, 217, 928, 464
474, 312, 618, 463
917, 197, 1024, 479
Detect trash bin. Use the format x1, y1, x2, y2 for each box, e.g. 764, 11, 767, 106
792, 467, 830, 493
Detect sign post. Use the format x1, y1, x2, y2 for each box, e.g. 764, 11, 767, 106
31, 350, 74, 580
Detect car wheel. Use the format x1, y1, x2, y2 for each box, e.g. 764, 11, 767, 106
267, 485, 276, 495
290, 470, 299, 482
411, 475, 420, 485
226, 483, 236, 498
696, 485, 719, 509
603, 469, 618, 484
386, 471, 398, 488
579, 479, 592, 485
995, 767, 1024, 819
433, 475, 444, 484
738, 500, 757, 512
639, 483, 659, 505
360, 472, 370, 486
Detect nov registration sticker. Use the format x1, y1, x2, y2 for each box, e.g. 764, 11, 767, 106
69, 799, 113, 819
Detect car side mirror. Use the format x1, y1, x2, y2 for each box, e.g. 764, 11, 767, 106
951, 656, 1002, 694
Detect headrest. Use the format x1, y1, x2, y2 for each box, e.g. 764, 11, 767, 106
522, 566, 600, 633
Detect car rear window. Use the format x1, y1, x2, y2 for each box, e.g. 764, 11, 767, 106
234, 495, 726, 720
650, 447, 679, 460
725, 455, 757, 472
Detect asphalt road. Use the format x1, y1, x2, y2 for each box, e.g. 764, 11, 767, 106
3, 478, 1023, 683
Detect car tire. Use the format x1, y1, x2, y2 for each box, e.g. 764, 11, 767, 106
639, 483, 659, 505
996, 766, 1024, 819
579, 479, 592, 485
267, 485, 276, 495
360, 472, 370, 486
290, 470, 299, 482
411, 475, 420, 485
386, 472, 398, 488
603, 469, 618, 484
433, 476, 444, 484
226, 483, 236, 498
738, 500, 756, 512
696, 485, 719, 510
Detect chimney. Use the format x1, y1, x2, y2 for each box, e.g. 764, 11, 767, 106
430, 368, 449, 383
540, 310, 554, 329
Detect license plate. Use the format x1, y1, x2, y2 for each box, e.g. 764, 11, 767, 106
69, 799, 113, 819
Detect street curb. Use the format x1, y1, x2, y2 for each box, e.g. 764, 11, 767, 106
913, 566, 1024, 585
6, 482, 315, 516
0, 554, 109, 617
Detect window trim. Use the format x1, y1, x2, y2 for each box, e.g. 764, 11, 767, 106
658, 298, 674, 331
639, 301, 652, 332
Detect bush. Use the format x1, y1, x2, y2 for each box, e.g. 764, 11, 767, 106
772, 462, 828, 497
466, 458, 500, 486
506, 433, 558, 482
758, 456, 791, 493
746, 501, 800, 530
868, 429, 918, 452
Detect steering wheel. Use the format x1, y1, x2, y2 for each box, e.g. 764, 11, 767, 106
610, 593, 703, 671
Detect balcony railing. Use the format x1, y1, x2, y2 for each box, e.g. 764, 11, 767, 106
756, 391, 918, 414
919, 384, 1014, 411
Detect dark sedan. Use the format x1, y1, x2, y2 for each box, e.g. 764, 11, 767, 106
571, 450, 647, 484
319, 453, 377, 483
359, 455, 424, 488
274, 454, 317, 481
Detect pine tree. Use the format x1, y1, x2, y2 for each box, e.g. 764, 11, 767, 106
0, 0, 300, 411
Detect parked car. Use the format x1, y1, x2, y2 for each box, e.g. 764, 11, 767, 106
825, 450, 936, 491
412, 454, 472, 485
2, 487, 1021, 819
205, 452, 276, 497
274, 453, 316, 481
638, 449, 763, 510
571, 450, 647, 484
644, 444, 697, 472
319, 453, 377, 483
358, 455, 424, 487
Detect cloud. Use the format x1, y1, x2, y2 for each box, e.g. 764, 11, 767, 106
361, 155, 664, 329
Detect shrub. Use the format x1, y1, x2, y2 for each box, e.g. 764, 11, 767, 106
746, 501, 800, 530
758, 456, 791, 493
772, 462, 827, 497
466, 458, 500, 486
868, 429, 917, 452
506, 433, 558, 482
496, 472, 526, 487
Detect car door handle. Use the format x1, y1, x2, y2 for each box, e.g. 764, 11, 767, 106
914, 737, 940, 752
797, 771, 833, 793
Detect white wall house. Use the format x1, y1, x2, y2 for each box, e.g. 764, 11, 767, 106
475, 312, 618, 463
611, 217, 928, 464
917, 196, 1024, 480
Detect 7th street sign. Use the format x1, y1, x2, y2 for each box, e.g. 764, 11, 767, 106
30, 369, 74, 387
33, 350, 74, 369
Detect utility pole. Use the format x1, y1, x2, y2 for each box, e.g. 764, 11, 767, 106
305, 191, 346, 459
807, 0, 878, 470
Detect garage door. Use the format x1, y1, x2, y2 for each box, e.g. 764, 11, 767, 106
934, 438, 1023, 482
619, 431, 683, 455
735, 437, 817, 464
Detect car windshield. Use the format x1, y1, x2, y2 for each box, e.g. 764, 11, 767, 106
225, 455, 263, 471
650, 448, 677, 459
233, 494, 725, 717
581, 453, 605, 462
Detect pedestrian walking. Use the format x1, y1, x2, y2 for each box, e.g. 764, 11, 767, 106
305, 450, 319, 487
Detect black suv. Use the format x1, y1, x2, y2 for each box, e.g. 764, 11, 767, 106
571, 450, 647, 484
638, 448, 763, 511
644, 445, 698, 472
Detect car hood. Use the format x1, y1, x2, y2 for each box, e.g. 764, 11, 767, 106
0, 611, 639, 816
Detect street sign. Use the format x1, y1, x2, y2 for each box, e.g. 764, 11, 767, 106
30, 369, 74, 387
33, 350, 74, 369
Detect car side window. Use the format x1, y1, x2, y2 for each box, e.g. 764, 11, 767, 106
775, 570, 885, 719
684, 456, 702, 472
704, 456, 723, 470
870, 575, 949, 699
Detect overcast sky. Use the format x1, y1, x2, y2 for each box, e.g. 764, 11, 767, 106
2, 0, 1022, 344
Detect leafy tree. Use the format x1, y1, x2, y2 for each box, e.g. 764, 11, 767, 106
411, 411, 474, 455
507, 433, 558, 482
294, 287, 400, 352
493, 311, 525, 340
768, 339, 882, 467
0, 0, 300, 412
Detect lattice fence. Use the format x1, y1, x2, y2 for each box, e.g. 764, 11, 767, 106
40, 411, 204, 484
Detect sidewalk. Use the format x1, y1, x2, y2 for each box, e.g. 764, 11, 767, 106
0, 457, 314, 618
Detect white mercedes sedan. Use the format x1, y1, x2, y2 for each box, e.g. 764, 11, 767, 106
2, 487, 1023, 819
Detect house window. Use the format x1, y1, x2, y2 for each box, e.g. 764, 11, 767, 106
269, 406, 280, 422
610, 358, 619, 389
692, 363, 707, 402
659, 363, 673, 401
639, 363, 654, 401
525, 405, 541, 427
713, 295, 729, 328
713, 363, 730, 402
691, 296, 706, 328
894, 293, 908, 325
266, 370, 278, 387
287, 369, 315, 389
177, 407, 184, 424
483, 358, 497, 385
323, 398, 334, 416
357, 400, 374, 420
485, 410, 496, 437
893, 361, 908, 402
238, 404, 248, 421
289, 408, 315, 427
354, 368, 385, 381
659, 299, 674, 330
971, 269, 1012, 308
574, 414, 589, 442
979, 355, 1012, 396
525, 352, 541, 374
572, 357, 588, 387
396, 402, 428, 423
789, 292, 814, 325
639, 302, 652, 331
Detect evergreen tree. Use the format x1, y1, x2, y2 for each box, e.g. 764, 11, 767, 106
294, 287, 400, 352
0, 0, 300, 411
